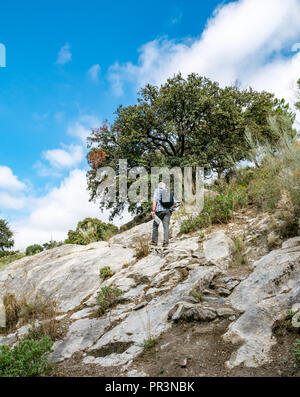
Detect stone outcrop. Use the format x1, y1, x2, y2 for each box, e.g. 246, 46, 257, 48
0, 242, 136, 328
223, 240, 300, 368
0, 213, 299, 375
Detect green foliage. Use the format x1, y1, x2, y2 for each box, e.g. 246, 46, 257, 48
245, 120, 300, 238
0, 337, 53, 377
295, 79, 300, 111
66, 217, 118, 245
0, 251, 25, 270
190, 291, 204, 302
42, 240, 63, 250
143, 338, 156, 350
86, 73, 294, 219
292, 339, 300, 363
25, 244, 44, 256
180, 189, 248, 234
99, 266, 114, 280
96, 286, 123, 315
0, 219, 14, 252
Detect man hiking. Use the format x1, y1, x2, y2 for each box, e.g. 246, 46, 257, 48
151, 182, 177, 247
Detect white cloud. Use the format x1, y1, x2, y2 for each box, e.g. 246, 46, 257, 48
108, 0, 300, 107
88, 64, 101, 83
56, 43, 72, 65
0, 166, 26, 191
67, 114, 100, 142
43, 144, 84, 169
0, 192, 26, 210
12, 169, 131, 250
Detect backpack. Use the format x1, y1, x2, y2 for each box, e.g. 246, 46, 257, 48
160, 189, 174, 208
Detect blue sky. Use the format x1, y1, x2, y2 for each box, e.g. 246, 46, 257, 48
0, 0, 300, 249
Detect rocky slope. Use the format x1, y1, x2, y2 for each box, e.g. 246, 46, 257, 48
0, 209, 299, 377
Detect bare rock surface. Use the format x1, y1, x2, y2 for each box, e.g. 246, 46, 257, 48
203, 231, 235, 268
223, 241, 300, 368
0, 242, 135, 327
0, 211, 299, 377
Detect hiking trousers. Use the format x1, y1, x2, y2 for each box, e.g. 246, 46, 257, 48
152, 210, 171, 244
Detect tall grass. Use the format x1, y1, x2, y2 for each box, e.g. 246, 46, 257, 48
180, 114, 300, 236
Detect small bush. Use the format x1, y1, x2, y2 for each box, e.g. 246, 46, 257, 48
135, 237, 149, 260
2, 294, 57, 333
26, 320, 62, 342
180, 189, 248, 234
3, 294, 23, 331
99, 266, 114, 280
42, 240, 64, 250
191, 291, 204, 302
25, 244, 44, 256
96, 286, 123, 316
0, 337, 53, 377
293, 339, 300, 363
143, 338, 156, 350
65, 218, 118, 245
231, 236, 248, 267
0, 252, 25, 269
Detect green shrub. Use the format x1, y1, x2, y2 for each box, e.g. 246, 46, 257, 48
25, 244, 44, 256
96, 286, 123, 315
0, 337, 53, 377
65, 218, 118, 245
42, 240, 64, 250
0, 252, 25, 269
190, 291, 204, 302
143, 338, 156, 350
293, 339, 300, 363
180, 189, 248, 234
99, 266, 114, 280
245, 122, 300, 237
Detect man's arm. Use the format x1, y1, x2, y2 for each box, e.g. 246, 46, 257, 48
152, 188, 159, 218
152, 200, 157, 219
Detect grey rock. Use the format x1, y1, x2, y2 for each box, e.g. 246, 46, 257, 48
126, 369, 148, 377
292, 311, 300, 328
216, 308, 235, 317
223, 244, 300, 369
203, 231, 235, 269
0, 332, 17, 346
0, 242, 136, 327
51, 317, 111, 362
282, 236, 300, 249
218, 287, 231, 297
226, 280, 240, 291
202, 297, 225, 304
85, 266, 221, 366
291, 303, 300, 313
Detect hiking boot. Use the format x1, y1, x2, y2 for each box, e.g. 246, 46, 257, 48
150, 241, 158, 246
162, 243, 169, 248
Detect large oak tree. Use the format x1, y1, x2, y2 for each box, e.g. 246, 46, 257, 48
86, 73, 295, 218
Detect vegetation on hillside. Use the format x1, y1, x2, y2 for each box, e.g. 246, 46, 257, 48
0, 220, 14, 252
65, 217, 118, 245
0, 337, 53, 377
86, 73, 295, 218
180, 114, 300, 236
